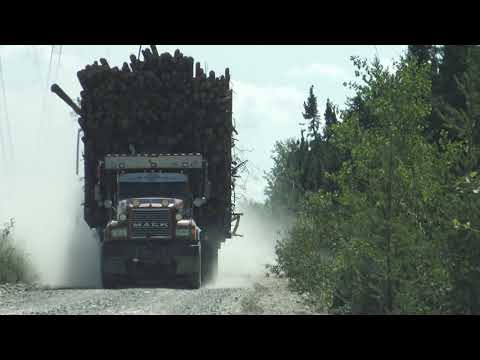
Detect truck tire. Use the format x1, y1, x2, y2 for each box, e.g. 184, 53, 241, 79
187, 270, 202, 289
201, 242, 218, 284
102, 274, 117, 289
100, 242, 118, 289
187, 249, 202, 289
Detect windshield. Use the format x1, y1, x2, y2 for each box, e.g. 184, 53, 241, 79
118, 181, 191, 200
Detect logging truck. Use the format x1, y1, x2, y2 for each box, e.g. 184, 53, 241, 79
52, 47, 240, 289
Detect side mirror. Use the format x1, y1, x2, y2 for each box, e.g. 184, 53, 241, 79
193, 197, 207, 208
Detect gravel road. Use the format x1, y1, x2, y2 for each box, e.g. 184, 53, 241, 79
0, 274, 319, 315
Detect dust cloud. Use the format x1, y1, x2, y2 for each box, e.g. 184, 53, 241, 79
213, 202, 292, 288
0, 111, 100, 289
0, 46, 101, 288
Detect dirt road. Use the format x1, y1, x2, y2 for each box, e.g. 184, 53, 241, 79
0, 274, 318, 315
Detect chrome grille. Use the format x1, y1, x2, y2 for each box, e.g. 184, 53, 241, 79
129, 208, 172, 238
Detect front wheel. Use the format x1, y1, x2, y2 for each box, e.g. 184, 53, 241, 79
187, 270, 202, 289
102, 274, 117, 289
201, 242, 218, 284
187, 248, 202, 289
100, 241, 120, 289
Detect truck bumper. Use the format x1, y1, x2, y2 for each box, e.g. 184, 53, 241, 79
102, 240, 200, 277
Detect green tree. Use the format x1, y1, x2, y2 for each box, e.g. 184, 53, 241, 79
408, 45, 435, 65
433, 46, 480, 144
269, 45, 480, 314
437, 46, 471, 110
1, 219, 35, 283
275, 55, 452, 314
323, 98, 338, 141
265, 139, 306, 215
303, 85, 320, 139
407, 45, 440, 76
430, 55, 480, 313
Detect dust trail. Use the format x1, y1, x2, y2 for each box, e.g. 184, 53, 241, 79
0, 136, 100, 288
0, 46, 100, 288
212, 202, 292, 288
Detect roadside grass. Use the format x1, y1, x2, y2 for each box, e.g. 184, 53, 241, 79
0, 219, 36, 284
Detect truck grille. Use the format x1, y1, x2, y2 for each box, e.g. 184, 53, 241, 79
129, 208, 172, 238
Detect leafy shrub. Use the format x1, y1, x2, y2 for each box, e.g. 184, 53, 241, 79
0, 219, 35, 284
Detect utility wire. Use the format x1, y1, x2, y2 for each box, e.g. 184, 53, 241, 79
37, 45, 55, 148
31, 46, 44, 86
0, 58, 6, 163
0, 97, 6, 163
53, 45, 63, 83
0, 55, 13, 161
45, 45, 55, 97
40, 45, 55, 117
0, 53, 13, 206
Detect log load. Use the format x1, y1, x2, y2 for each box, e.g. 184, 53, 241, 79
70, 47, 235, 237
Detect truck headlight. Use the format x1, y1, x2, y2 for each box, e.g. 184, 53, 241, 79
117, 200, 128, 221
175, 213, 183, 221
176, 228, 190, 237
175, 220, 198, 242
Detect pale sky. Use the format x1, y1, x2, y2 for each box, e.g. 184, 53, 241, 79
0, 45, 407, 205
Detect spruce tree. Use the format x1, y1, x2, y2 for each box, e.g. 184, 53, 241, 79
408, 45, 433, 65
438, 45, 471, 109
407, 45, 440, 143
323, 98, 338, 141
431, 45, 480, 143
303, 85, 320, 139
407, 45, 439, 73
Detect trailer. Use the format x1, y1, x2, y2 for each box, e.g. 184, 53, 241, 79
52, 46, 240, 288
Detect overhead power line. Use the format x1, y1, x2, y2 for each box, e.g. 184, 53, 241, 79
37, 45, 58, 147
0, 55, 13, 161
53, 45, 63, 83
40, 45, 55, 118
0, 101, 6, 163
31, 46, 44, 85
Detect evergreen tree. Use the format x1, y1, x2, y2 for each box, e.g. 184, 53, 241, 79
436, 71, 480, 171
302, 85, 320, 139
438, 45, 471, 109
407, 45, 440, 74
264, 139, 306, 214
408, 45, 434, 65
274, 56, 451, 314
268, 45, 480, 314
323, 98, 338, 141
407, 45, 440, 143
430, 46, 480, 313
429, 45, 480, 143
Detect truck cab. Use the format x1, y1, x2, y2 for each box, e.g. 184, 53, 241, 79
100, 154, 208, 289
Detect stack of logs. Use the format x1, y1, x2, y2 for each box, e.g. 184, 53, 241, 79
77, 46, 234, 234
